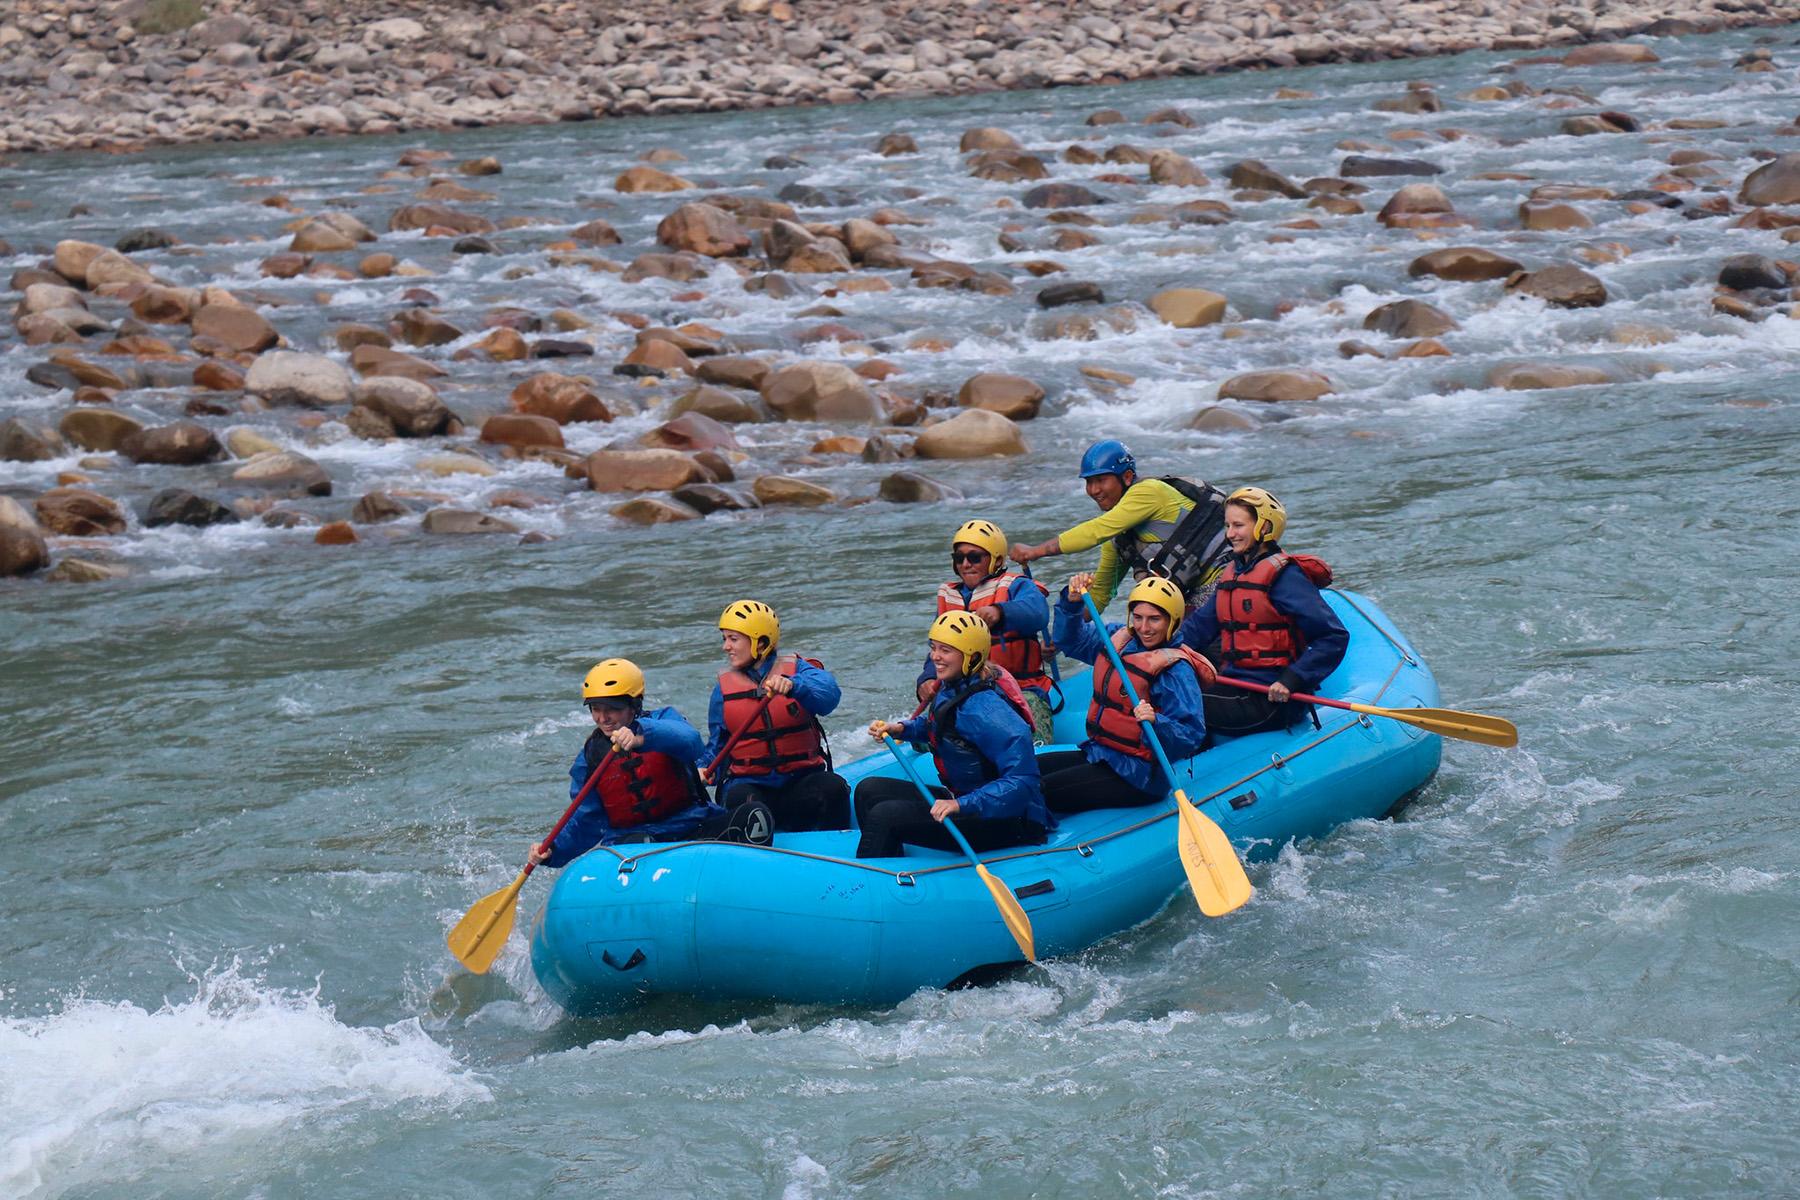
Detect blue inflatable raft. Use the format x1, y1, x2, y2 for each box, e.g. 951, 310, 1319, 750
530, 590, 1441, 1014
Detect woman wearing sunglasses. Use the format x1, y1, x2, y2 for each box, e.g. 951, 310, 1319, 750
919, 519, 1054, 743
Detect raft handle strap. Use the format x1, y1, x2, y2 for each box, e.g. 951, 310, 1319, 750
1076, 844, 1094, 858
896, 873, 916, 887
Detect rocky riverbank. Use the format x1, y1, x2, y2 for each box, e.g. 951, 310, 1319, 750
1, 0, 1797, 154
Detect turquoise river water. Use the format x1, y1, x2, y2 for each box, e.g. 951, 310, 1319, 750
3, 26, 1798, 1200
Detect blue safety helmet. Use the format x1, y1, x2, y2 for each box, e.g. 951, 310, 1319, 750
1078, 439, 1137, 480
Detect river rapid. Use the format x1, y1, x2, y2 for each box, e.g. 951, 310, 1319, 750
4, 27, 1799, 1199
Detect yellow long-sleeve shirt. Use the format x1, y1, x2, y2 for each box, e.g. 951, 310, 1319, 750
1057, 478, 1194, 609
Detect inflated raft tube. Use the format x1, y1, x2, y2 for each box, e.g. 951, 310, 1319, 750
530, 590, 1441, 1014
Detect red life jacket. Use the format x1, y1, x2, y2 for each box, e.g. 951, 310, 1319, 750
927, 667, 1038, 794
718, 655, 828, 777
936, 572, 1052, 692
1213, 551, 1334, 671
1086, 650, 1172, 761
588, 746, 700, 828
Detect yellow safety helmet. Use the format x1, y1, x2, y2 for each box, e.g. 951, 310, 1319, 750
718, 599, 780, 660
950, 519, 1006, 566
1128, 576, 1186, 625
582, 658, 646, 707
1227, 486, 1287, 543
927, 611, 992, 676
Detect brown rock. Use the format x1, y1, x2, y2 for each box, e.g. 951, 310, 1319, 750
1488, 362, 1612, 390
1364, 299, 1459, 339
642, 412, 739, 452
353, 378, 454, 437
1148, 288, 1228, 328
290, 221, 359, 253
611, 497, 703, 525
2, 417, 68, 461
352, 491, 412, 523
570, 220, 623, 246
52, 240, 106, 286
1739, 154, 1800, 206
315, 521, 358, 545
1226, 160, 1307, 198
350, 344, 445, 382
359, 253, 397, 279
1218, 369, 1334, 402
34, 488, 126, 536
1408, 246, 1523, 281
959, 128, 1021, 152
84, 250, 154, 289
878, 471, 959, 503
129, 285, 194, 324
1520, 201, 1593, 231
1, 523, 49, 576
465, 327, 529, 362
246, 351, 353, 407
751, 475, 837, 506
1148, 150, 1209, 187
511, 374, 612, 425
119, 421, 224, 465
695, 356, 773, 391
388, 204, 496, 235
422, 508, 520, 534
58, 408, 144, 452
615, 166, 694, 193
621, 252, 709, 283
810, 435, 867, 454
1562, 44, 1659, 66
1378, 184, 1457, 228
957, 373, 1045, 420
670, 384, 764, 423
479, 413, 566, 451
1397, 338, 1452, 358
657, 203, 751, 257
913, 409, 1028, 458
231, 450, 332, 497
1188, 406, 1259, 433
1506, 265, 1608, 308
390, 309, 464, 348
584, 449, 709, 492
761, 362, 881, 422
621, 339, 695, 375
335, 324, 391, 353
193, 304, 278, 353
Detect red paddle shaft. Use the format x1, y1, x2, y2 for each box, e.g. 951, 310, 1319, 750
1211, 675, 1336, 711
525, 748, 613, 879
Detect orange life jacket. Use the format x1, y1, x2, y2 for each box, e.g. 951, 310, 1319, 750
1213, 551, 1333, 671
586, 743, 700, 828
936, 572, 1052, 691
718, 655, 828, 777
1086, 651, 1171, 760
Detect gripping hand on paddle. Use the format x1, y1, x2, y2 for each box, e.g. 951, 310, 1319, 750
762, 673, 794, 697
869, 719, 905, 740
527, 841, 552, 866
1066, 571, 1095, 599
1266, 681, 1290, 703
1133, 700, 1156, 722
930, 796, 961, 822
608, 726, 643, 752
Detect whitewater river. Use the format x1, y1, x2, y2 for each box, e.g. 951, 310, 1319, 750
4, 26, 1798, 1199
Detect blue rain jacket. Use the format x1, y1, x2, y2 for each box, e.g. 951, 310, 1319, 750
1053, 590, 1208, 794
895, 674, 1052, 829
544, 706, 716, 867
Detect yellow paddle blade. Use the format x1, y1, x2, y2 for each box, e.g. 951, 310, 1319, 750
974, 863, 1036, 962
446, 870, 528, 974
1346, 702, 1519, 748
1175, 792, 1254, 918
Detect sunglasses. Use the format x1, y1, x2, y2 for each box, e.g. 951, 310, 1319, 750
951, 550, 991, 565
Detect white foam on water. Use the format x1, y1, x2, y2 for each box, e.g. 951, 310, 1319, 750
0, 963, 490, 1200
780, 1152, 832, 1200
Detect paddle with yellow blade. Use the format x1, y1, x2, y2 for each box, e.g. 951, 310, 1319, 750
880, 734, 1036, 962
447, 749, 615, 974
1210, 676, 1518, 748
1081, 591, 1254, 919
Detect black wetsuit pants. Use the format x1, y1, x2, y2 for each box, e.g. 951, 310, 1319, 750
852, 777, 1042, 859
718, 769, 849, 832
1036, 750, 1165, 814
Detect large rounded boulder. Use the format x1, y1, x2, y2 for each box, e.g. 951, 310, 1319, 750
913, 409, 1028, 459
760, 362, 881, 422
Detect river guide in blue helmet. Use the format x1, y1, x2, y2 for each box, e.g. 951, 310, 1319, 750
1010, 439, 1233, 612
